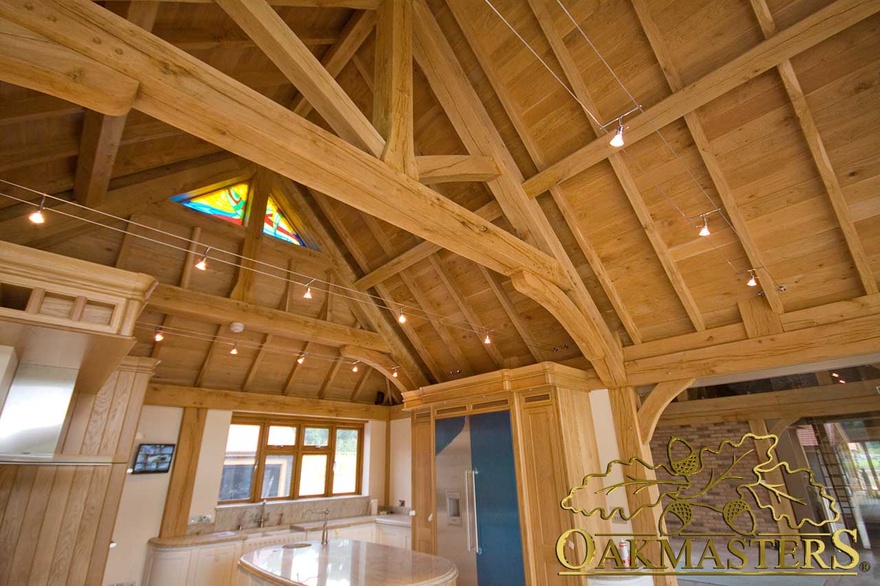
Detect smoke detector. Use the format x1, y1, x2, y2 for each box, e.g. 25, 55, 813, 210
229, 322, 245, 334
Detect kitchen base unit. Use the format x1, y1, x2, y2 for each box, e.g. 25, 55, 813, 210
238, 540, 457, 586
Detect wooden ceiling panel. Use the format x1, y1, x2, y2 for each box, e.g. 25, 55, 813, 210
150, 317, 220, 386
199, 328, 264, 390
655, 0, 765, 85
767, 0, 845, 34
560, 0, 670, 120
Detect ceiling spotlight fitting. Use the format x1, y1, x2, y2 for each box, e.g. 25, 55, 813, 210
230, 342, 238, 355
297, 355, 305, 365
699, 215, 710, 237
609, 121, 625, 148
352, 362, 359, 373
303, 279, 314, 299
832, 372, 840, 378
483, 332, 491, 345
747, 269, 758, 287
397, 309, 407, 324
28, 197, 46, 225
154, 330, 164, 342
392, 368, 398, 378
195, 247, 210, 271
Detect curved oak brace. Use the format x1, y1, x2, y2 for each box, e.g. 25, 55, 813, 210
637, 378, 696, 444
510, 270, 603, 362
340, 345, 409, 401
0, 20, 138, 116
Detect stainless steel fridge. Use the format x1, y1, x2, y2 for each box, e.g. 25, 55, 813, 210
434, 410, 525, 586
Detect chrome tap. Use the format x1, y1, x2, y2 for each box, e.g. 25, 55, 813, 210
258, 499, 269, 528
307, 508, 331, 545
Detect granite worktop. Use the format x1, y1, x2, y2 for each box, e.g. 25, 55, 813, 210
239, 540, 458, 586
149, 514, 411, 548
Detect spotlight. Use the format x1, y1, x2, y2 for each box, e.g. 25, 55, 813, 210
303, 279, 314, 299
28, 196, 46, 224
195, 247, 210, 271
392, 368, 398, 378
484, 332, 491, 345
230, 342, 238, 355
398, 309, 407, 324
297, 355, 305, 365
832, 372, 840, 378
352, 362, 359, 373
747, 270, 758, 287
154, 330, 164, 342
609, 121, 624, 148
699, 215, 710, 237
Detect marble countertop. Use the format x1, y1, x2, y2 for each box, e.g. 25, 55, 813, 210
239, 540, 458, 586
150, 515, 411, 548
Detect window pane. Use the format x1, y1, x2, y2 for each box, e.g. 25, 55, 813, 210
268, 425, 297, 447
332, 429, 359, 494
219, 424, 260, 500
299, 454, 328, 496
303, 427, 329, 447
262, 455, 294, 499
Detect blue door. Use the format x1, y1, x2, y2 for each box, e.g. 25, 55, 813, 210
465, 411, 526, 586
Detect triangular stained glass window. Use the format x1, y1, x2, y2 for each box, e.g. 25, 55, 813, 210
173, 182, 315, 249
174, 182, 248, 226
263, 197, 306, 247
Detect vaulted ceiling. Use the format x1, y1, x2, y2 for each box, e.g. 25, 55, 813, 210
1, 0, 879, 404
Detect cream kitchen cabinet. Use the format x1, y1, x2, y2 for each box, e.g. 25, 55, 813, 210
376, 523, 411, 549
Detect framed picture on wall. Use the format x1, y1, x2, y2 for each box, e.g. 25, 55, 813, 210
131, 443, 176, 474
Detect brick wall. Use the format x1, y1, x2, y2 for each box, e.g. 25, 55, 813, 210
650, 421, 778, 535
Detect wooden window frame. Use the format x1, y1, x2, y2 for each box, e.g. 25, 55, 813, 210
218, 414, 364, 504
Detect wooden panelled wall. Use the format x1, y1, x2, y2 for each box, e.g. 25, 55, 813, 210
0, 357, 157, 586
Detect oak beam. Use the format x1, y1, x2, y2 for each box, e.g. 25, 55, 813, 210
522, 0, 880, 197
415, 155, 500, 184
159, 407, 205, 537
153, 25, 337, 51
291, 10, 377, 117
216, 0, 384, 157
637, 378, 696, 444
145, 383, 391, 420
630, 0, 786, 314
229, 172, 270, 303
340, 345, 407, 400
511, 270, 602, 361
627, 312, 880, 386
353, 200, 503, 291
373, 0, 416, 175
72, 2, 158, 207
0, 0, 568, 289
0, 20, 138, 117
414, 0, 624, 385
748, 0, 876, 295
737, 296, 783, 338
659, 379, 880, 426
148, 283, 390, 352
277, 179, 431, 387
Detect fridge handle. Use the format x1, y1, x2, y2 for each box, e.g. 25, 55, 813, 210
464, 470, 473, 552
472, 469, 481, 555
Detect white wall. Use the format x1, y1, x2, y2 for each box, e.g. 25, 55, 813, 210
189, 410, 232, 523
389, 417, 412, 508
589, 389, 633, 534
363, 420, 386, 504
103, 405, 183, 586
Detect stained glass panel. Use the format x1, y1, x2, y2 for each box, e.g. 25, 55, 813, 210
263, 197, 305, 247
175, 183, 248, 225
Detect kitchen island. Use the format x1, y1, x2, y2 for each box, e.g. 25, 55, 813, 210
239, 540, 458, 586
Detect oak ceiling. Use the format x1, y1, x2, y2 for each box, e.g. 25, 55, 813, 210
0, 0, 878, 404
